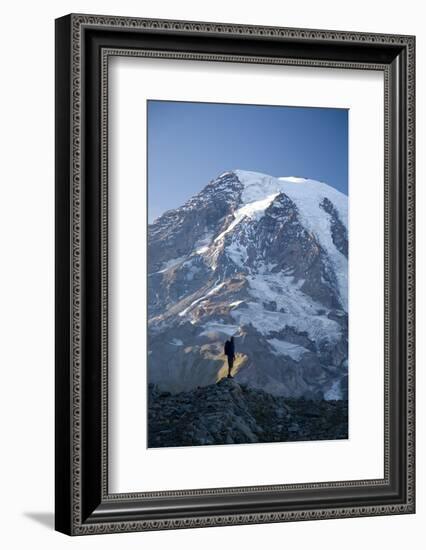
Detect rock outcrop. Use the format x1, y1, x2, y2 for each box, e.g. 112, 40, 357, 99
148, 378, 348, 448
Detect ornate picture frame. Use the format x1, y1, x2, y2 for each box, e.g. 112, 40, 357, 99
55, 13, 415, 535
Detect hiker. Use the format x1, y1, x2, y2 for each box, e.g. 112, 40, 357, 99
224, 336, 235, 378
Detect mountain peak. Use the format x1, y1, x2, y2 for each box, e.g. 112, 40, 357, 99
229, 169, 346, 211
148, 168, 348, 400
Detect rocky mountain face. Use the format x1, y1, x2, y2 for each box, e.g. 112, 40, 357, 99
148, 378, 348, 447
148, 170, 348, 400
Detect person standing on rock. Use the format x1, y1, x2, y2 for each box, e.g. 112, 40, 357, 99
224, 336, 235, 378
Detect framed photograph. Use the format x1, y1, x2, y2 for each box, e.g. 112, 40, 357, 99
55, 14, 415, 535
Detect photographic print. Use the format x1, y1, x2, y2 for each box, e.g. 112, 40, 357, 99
147, 100, 348, 448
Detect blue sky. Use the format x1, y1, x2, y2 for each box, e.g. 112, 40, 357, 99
147, 100, 348, 222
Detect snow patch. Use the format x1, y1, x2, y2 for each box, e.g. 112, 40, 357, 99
324, 379, 342, 400
178, 282, 225, 317
149, 256, 186, 276
169, 338, 183, 346
278, 176, 309, 183
268, 339, 309, 361
196, 245, 209, 254
214, 192, 279, 243
230, 271, 341, 342
194, 231, 214, 255
199, 322, 239, 337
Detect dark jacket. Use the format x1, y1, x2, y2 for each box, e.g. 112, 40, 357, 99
224, 339, 235, 357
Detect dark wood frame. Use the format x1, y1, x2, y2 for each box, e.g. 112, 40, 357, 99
55, 13, 415, 536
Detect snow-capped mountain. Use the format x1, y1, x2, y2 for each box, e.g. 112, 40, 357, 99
148, 170, 348, 399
